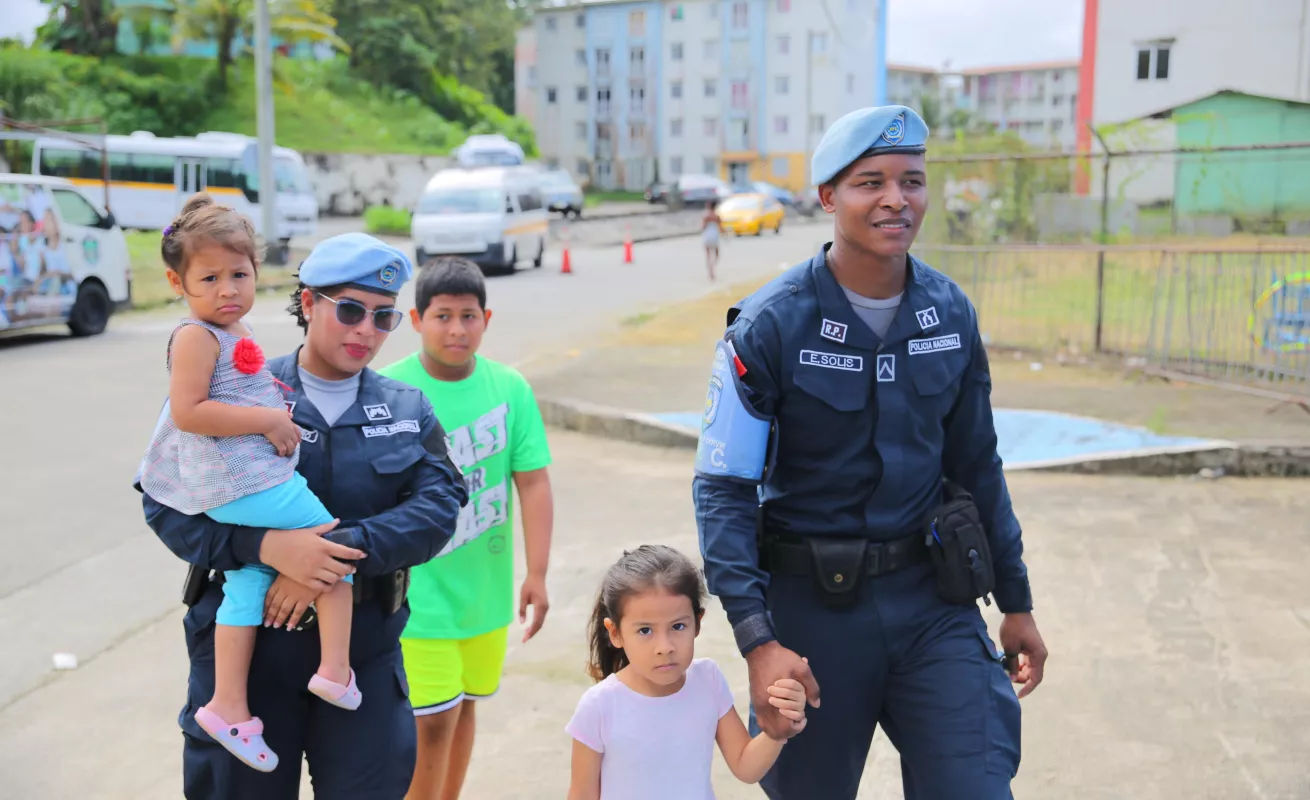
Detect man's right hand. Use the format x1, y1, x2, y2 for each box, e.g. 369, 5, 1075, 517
745, 641, 821, 740
258, 520, 364, 592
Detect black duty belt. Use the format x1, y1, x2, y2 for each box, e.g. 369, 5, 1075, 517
206, 568, 408, 608
764, 532, 928, 581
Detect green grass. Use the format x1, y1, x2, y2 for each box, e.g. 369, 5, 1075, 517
201, 60, 468, 156
584, 190, 646, 208
920, 245, 1310, 383
363, 206, 412, 237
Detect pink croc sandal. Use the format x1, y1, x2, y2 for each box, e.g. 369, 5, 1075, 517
194, 707, 279, 773
308, 669, 362, 711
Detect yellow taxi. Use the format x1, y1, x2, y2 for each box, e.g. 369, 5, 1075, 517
716, 192, 786, 236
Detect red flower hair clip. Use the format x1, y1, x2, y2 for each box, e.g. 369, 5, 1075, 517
232, 337, 266, 375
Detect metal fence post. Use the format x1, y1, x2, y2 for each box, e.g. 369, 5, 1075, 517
1090, 125, 1113, 353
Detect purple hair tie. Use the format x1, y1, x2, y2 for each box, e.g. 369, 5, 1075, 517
163, 224, 174, 237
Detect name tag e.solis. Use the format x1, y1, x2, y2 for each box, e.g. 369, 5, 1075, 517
798, 349, 864, 371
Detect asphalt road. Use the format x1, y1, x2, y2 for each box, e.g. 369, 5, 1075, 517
0, 217, 830, 712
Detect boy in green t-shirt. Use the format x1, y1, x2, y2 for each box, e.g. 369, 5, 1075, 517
379, 257, 554, 800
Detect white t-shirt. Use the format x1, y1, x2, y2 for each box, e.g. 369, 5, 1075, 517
566, 658, 736, 800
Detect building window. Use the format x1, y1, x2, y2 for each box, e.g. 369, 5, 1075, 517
597, 88, 612, 114
630, 122, 646, 140
703, 157, 717, 174
672, 42, 683, 60
1136, 43, 1170, 80
730, 80, 748, 109
704, 117, 718, 136
671, 4, 684, 20
576, 48, 586, 66
776, 0, 791, 11
777, 35, 789, 55
545, 16, 557, 30
846, 73, 854, 93
630, 85, 646, 105
772, 157, 790, 177
670, 156, 683, 175
629, 9, 646, 35
577, 159, 589, 177
546, 87, 557, 104
672, 80, 683, 99
774, 115, 788, 134
527, 66, 537, 86
704, 78, 717, 98
1052, 94, 1063, 106
775, 75, 788, 95
704, 39, 718, 59
671, 118, 683, 136
597, 122, 613, 140
575, 121, 587, 139
576, 86, 587, 102
732, 2, 748, 27
596, 48, 611, 75
810, 114, 826, 133
631, 46, 645, 68
811, 32, 828, 54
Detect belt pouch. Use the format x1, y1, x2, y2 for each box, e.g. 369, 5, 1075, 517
806, 537, 869, 610
925, 496, 996, 605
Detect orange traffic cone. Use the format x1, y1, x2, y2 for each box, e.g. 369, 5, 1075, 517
560, 247, 572, 274
623, 237, 633, 264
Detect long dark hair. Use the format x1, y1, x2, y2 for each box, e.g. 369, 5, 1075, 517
586, 544, 707, 682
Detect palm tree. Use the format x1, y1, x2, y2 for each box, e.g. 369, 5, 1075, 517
172, 0, 347, 90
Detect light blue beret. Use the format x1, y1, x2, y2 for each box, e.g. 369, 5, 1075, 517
811, 105, 930, 186
298, 232, 413, 296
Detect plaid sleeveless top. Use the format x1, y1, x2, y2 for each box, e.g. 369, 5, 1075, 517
140, 318, 297, 515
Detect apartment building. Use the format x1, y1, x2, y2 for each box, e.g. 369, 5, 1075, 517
518, 0, 890, 192
958, 60, 1081, 151
887, 63, 940, 111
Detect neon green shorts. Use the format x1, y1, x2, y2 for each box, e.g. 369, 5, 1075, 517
400, 627, 509, 716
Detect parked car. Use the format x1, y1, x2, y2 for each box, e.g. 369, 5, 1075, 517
749, 181, 796, 208
793, 187, 821, 216
715, 192, 786, 236
674, 174, 731, 206
411, 166, 546, 274
644, 181, 673, 204
539, 170, 584, 218
0, 173, 131, 337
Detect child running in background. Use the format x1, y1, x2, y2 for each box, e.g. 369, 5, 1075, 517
140, 193, 363, 774
566, 545, 808, 800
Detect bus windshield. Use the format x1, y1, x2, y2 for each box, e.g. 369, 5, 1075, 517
245, 157, 314, 195
417, 187, 503, 215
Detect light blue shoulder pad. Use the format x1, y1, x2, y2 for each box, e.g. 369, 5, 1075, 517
694, 339, 772, 483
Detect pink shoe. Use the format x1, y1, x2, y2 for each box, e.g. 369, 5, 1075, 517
194, 707, 279, 773
308, 669, 362, 711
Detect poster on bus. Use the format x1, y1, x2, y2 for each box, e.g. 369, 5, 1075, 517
0, 182, 76, 330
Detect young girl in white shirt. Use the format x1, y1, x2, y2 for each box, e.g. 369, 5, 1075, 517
566, 544, 808, 800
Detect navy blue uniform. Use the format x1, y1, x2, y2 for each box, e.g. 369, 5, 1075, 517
693, 247, 1027, 799
141, 353, 468, 799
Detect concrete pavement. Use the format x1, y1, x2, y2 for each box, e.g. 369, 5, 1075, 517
3, 431, 1310, 799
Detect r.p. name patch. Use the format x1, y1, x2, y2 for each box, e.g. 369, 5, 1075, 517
799, 349, 864, 372
362, 419, 421, 438
908, 333, 962, 355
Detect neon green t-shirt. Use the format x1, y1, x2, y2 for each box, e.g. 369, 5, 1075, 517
379, 353, 552, 641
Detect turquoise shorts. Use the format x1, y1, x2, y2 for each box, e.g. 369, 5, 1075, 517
205, 471, 343, 627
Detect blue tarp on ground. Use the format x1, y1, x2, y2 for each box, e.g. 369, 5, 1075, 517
652, 409, 1222, 469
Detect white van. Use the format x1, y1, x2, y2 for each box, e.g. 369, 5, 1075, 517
411, 168, 548, 274
0, 174, 131, 336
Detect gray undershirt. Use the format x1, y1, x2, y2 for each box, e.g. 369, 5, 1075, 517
842, 286, 903, 340
298, 366, 361, 426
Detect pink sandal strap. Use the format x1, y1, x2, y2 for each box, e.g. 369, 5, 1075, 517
194, 707, 280, 772
308, 669, 362, 711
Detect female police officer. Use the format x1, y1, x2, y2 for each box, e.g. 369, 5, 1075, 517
692, 106, 1049, 799
138, 232, 468, 799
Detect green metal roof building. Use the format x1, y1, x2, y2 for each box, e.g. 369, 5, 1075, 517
1147, 90, 1310, 224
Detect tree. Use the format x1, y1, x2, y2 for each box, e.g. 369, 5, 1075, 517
173, 0, 347, 90
36, 0, 120, 57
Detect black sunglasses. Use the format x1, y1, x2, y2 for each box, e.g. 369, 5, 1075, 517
314, 292, 404, 332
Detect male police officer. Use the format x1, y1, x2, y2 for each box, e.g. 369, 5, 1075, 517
692, 105, 1049, 799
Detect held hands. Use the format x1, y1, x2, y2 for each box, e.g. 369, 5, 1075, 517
745, 642, 821, 741
765, 675, 809, 738
262, 406, 300, 457
263, 574, 321, 629
258, 520, 364, 593
999, 612, 1049, 698
518, 572, 550, 643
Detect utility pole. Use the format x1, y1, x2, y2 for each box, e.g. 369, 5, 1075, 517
254, 0, 281, 264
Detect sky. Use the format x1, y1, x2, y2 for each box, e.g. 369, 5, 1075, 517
1, 0, 1085, 70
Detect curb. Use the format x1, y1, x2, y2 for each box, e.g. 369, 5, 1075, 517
537, 396, 1310, 478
